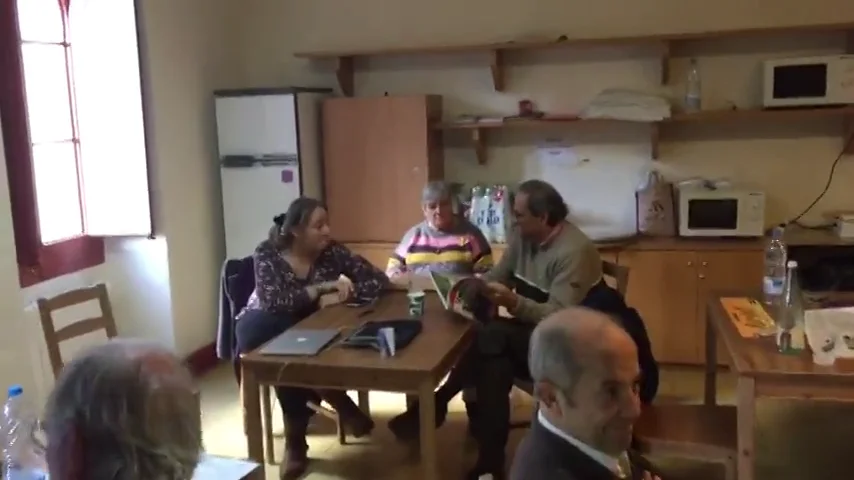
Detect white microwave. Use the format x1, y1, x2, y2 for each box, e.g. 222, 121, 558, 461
677, 186, 766, 237
762, 55, 854, 108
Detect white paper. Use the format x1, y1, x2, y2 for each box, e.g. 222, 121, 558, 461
523, 141, 642, 241
805, 307, 854, 359
535, 141, 582, 169
192, 454, 259, 480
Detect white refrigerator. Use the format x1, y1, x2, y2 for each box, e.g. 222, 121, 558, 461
215, 87, 331, 259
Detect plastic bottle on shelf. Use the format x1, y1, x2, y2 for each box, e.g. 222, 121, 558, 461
470, 185, 492, 242
685, 58, 702, 113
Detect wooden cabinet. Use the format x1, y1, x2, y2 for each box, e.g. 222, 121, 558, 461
347, 243, 395, 270
620, 248, 762, 366
696, 251, 764, 365
323, 95, 444, 242
621, 250, 701, 365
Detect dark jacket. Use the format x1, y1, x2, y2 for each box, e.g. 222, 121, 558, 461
215, 256, 255, 360
510, 417, 658, 480
581, 280, 659, 405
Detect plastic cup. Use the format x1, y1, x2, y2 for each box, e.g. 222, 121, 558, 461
407, 290, 425, 317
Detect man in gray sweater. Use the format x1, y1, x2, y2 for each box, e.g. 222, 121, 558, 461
466, 179, 604, 480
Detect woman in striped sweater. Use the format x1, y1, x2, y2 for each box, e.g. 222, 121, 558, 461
386, 181, 492, 440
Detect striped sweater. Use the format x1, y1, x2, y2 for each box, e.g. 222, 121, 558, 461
386, 220, 493, 276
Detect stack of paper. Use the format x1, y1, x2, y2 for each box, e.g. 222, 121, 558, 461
805, 307, 854, 358
192, 454, 259, 480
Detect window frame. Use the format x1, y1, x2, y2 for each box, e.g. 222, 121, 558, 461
1, 0, 104, 287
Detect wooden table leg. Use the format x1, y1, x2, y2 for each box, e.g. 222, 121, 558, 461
241, 364, 265, 476
736, 377, 756, 480
418, 381, 438, 480
704, 312, 718, 406
357, 390, 371, 415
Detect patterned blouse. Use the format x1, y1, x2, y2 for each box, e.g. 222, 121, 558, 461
238, 240, 389, 320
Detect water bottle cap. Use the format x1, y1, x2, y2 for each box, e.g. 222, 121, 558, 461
7, 384, 23, 397
787, 260, 798, 268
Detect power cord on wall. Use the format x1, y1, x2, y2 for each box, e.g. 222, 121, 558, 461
785, 129, 854, 229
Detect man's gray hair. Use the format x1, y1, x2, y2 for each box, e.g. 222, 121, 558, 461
421, 181, 454, 204
528, 321, 585, 403
528, 308, 622, 405
45, 338, 202, 480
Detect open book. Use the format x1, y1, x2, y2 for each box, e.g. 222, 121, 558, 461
428, 271, 476, 320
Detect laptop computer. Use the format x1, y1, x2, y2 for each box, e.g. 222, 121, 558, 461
259, 328, 340, 356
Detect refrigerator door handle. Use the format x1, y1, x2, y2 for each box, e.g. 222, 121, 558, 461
220, 154, 299, 168
258, 154, 299, 167
220, 155, 257, 168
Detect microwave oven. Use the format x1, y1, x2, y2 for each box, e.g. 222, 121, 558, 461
762, 55, 854, 108
677, 186, 766, 237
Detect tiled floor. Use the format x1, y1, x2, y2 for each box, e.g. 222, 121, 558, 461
199, 365, 853, 479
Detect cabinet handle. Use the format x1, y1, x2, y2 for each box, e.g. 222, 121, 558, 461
687, 261, 693, 266
698, 274, 706, 279
702, 261, 708, 266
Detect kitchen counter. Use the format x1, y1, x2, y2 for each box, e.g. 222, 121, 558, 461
486, 235, 764, 252
783, 225, 854, 247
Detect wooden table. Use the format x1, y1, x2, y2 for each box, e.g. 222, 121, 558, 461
240, 292, 474, 480
704, 293, 854, 480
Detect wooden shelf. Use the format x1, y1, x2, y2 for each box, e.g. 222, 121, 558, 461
294, 22, 854, 96
666, 105, 854, 123
435, 107, 854, 164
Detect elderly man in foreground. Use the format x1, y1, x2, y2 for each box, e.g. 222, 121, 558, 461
44, 339, 203, 480
510, 307, 661, 480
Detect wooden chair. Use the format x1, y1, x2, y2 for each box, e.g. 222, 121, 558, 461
241, 362, 371, 464
37, 283, 118, 378
634, 404, 737, 480
510, 260, 629, 428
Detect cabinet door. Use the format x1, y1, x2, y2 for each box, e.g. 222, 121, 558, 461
696, 250, 764, 366
323, 98, 376, 242
323, 96, 442, 243
620, 250, 702, 365
346, 243, 395, 270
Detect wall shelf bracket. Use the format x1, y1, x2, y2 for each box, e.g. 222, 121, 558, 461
650, 122, 661, 160
659, 41, 671, 85
336, 56, 355, 96
470, 128, 488, 164
490, 49, 505, 92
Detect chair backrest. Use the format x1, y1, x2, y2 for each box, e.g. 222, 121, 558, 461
225, 256, 256, 315
602, 260, 629, 296
37, 283, 117, 379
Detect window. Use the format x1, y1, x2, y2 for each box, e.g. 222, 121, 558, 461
0, 0, 152, 287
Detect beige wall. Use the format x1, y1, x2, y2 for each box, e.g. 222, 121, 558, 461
236, 0, 854, 234
0, 0, 241, 402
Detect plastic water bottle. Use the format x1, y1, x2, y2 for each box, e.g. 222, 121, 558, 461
776, 260, 806, 354
2, 386, 47, 480
469, 185, 492, 242
762, 226, 788, 307
685, 58, 701, 113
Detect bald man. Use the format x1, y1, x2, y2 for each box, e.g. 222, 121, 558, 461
509, 308, 661, 480
45, 339, 203, 480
